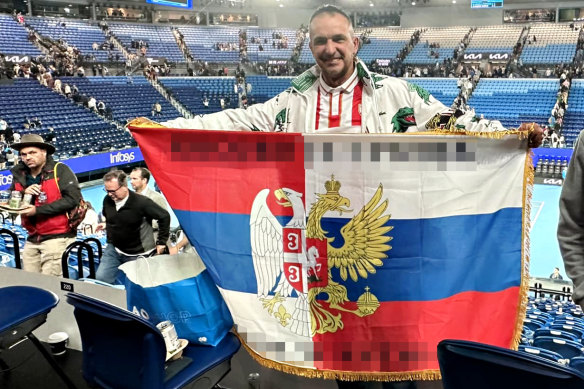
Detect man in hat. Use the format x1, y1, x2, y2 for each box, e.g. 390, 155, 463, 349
10, 134, 81, 276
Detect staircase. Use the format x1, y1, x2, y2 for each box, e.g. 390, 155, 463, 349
21, 24, 51, 56
172, 27, 195, 67
107, 29, 131, 60
148, 78, 194, 119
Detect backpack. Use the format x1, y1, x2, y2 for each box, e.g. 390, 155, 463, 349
55, 162, 88, 231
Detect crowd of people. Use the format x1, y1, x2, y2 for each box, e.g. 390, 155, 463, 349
355, 11, 401, 27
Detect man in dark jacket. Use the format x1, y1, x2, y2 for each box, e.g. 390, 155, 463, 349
10, 134, 81, 276
95, 169, 170, 284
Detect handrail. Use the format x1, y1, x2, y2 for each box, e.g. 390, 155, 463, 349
61, 241, 96, 280
82, 237, 103, 262
0, 228, 21, 269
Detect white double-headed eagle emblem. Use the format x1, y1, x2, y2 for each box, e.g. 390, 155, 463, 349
250, 176, 393, 337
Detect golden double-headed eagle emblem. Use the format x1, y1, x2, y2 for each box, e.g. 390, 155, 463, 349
250, 176, 393, 337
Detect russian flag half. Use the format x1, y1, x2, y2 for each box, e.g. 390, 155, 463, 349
130, 126, 530, 381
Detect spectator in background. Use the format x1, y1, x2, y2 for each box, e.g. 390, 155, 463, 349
0, 138, 6, 169
95, 170, 170, 284
4, 125, 14, 143
79, 201, 98, 235
97, 100, 106, 116
5, 148, 15, 167
550, 267, 563, 280
151, 101, 162, 117
129, 167, 169, 242
10, 134, 81, 277
53, 79, 62, 93
44, 127, 56, 144
105, 106, 114, 120
87, 96, 97, 112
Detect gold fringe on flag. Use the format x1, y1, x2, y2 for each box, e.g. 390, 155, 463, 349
513, 149, 534, 350
421, 128, 530, 140
422, 121, 531, 141
233, 330, 442, 382
127, 117, 167, 129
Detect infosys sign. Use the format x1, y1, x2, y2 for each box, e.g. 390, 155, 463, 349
0, 148, 144, 190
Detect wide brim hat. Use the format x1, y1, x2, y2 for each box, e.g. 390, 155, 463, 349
12, 134, 56, 155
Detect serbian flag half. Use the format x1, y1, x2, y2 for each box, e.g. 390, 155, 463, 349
130, 125, 530, 381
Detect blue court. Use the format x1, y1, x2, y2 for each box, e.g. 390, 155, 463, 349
530, 184, 564, 278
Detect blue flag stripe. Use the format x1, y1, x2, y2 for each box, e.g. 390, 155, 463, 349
175, 207, 521, 302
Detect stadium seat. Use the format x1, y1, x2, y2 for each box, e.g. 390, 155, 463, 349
438, 339, 584, 389
66, 292, 241, 389
534, 329, 580, 343
518, 345, 565, 362
0, 286, 76, 388
532, 336, 584, 360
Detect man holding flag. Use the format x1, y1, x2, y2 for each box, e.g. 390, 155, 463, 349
129, 4, 542, 388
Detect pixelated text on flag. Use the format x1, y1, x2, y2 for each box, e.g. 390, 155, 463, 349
236, 324, 434, 371
304, 136, 477, 172
169, 131, 303, 167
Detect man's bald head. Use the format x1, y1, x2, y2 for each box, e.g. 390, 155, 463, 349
309, 4, 354, 38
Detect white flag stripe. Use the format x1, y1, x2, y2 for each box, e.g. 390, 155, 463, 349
304, 136, 525, 220
217, 287, 316, 366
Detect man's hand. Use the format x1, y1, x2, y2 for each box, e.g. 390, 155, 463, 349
24, 184, 42, 195
19, 205, 36, 217
156, 245, 166, 254
519, 122, 544, 148
168, 245, 179, 255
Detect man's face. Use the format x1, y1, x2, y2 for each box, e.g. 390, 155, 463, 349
129, 171, 146, 192
309, 12, 359, 87
104, 178, 129, 202
19, 146, 47, 170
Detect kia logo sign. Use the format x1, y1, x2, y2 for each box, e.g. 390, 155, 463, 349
489, 53, 509, 60
463, 53, 483, 60
542, 178, 563, 186
3, 55, 30, 64
146, 57, 167, 65
462, 52, 509, 62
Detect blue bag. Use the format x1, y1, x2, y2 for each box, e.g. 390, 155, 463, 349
119, 253, 233, 346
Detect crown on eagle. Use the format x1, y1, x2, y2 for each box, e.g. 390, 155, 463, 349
325, 175, 341, 194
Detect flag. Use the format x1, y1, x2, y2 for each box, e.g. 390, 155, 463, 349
130, 126, 531, 381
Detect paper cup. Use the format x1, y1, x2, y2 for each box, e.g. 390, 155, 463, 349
47, 332, 69, 356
